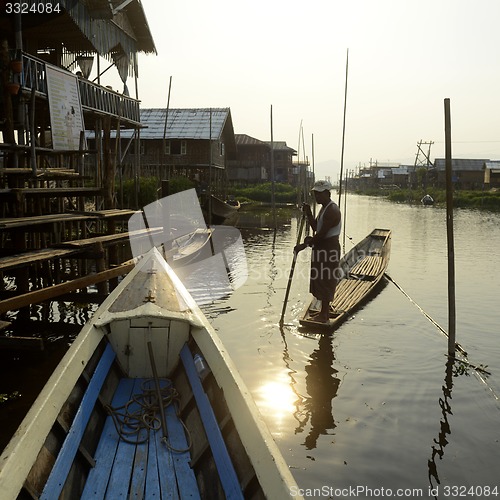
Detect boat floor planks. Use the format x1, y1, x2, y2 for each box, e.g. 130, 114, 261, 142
81, 377, 197, 499
299, 228, 392, 333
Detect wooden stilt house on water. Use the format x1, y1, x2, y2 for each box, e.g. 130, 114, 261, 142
0, 2, 157, 331
107, 107, 238, 200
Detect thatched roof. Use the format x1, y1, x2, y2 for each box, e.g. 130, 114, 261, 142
1, 0, 156, 75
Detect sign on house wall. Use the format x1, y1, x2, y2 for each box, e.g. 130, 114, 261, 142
46, 66, 85, 150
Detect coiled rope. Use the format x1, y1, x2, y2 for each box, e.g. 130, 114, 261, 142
105, 378, 192, 453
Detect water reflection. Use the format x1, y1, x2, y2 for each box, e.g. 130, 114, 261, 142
258, 378, 297, 423
295, 334, 340, 450
427, 358, 454, 496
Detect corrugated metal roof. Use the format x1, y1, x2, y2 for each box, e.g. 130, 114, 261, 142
434, 158, 489, 171
235, 134, 267, 146
485, 160, 500, 169
131, 108, 231, 140
265, 141, 297, 154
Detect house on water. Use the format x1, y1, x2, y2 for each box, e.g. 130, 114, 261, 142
109, 108, 237, 199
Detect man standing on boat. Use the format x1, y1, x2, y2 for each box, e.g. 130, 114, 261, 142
294, 180, 342, 323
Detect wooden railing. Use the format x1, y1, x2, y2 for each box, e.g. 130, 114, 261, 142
19, 52, 140, 125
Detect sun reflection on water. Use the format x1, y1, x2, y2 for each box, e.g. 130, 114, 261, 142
256, 377, 298, 432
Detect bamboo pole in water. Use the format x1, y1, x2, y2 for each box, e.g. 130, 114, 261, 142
444, 98, 456, 356
337, 48, 349, 206
279, 214, 306, 325
311, 133, 316, 218
162, 76, 172, 158
270, 105, 277, 230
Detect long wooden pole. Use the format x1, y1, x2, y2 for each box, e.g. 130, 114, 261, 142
270, 105, 277, 230
311, 133, 316, 218
444, 98, 456, 356
279, 214, 306, 325
162, 76, 172, 158
338, 48, 349, 206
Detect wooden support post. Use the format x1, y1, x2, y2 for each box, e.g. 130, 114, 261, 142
103, 116, 114, 209
444, 98, 456, 356
95, 241, 108, 295
29, 88, 37, 175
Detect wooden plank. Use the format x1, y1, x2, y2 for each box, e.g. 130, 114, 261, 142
153, 415, 177, 500
40, 343, 116, 500
0, 248, 79, 271
0, 213, 99, 229
0, 335, 44, 351
0, 187, 101, 197
68, 209, 137, 220
81, 378, 137, 499
128, 380, 152, 498
55, 228, 162, 248
145, 425, 162, 499
180, 344, 243, 500
106, 379, 145, 498
0, 261, 135, 314
129, 427, 149, 499
165, 403, 200, 498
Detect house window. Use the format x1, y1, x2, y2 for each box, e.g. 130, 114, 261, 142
166, 140, 187, 155
220, 142, 225, 156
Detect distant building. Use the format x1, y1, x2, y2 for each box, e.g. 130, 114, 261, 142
433, 159, 489, 189
352, 158, 494, 190
484, 161, 500, 188
108, 108, 237, 195
227, 135, 299, 185
265, 141, 298, 184
228, 135, 270, 183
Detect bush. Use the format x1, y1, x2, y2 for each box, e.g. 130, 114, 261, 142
122, 176, 158, 208
231, 182, 298, 203
121, 176, 196, 208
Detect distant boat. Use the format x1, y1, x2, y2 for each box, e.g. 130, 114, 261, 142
421, 194, 434, 205
0, 248, 300, 499
165, 227, 213, 268
204, 195, 240, 225
300, 228, 391, 332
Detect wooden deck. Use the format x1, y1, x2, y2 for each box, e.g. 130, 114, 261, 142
0, 210, 136, 230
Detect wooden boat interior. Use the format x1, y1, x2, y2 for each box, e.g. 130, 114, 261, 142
21, 333, 265, 499
302, 228, 391, 329
7, 251, 270, 499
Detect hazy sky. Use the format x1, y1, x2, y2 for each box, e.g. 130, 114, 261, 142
107, 0, 500, 181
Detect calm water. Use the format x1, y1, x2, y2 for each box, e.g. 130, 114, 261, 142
1, 195, 499, 499
206, 196, 500, 498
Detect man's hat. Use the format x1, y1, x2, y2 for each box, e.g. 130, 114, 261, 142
311, 179, 333, 192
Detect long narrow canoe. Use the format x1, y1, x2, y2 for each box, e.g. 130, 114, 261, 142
299, 228, 392, 332
0, 248, 301, 499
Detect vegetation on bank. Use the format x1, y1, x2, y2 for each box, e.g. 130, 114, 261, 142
116, 176, 500, 211
119, 178, 299, 207
229, 182, 298, 204
121, 176, 195, 207
355, 187, 500, 210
